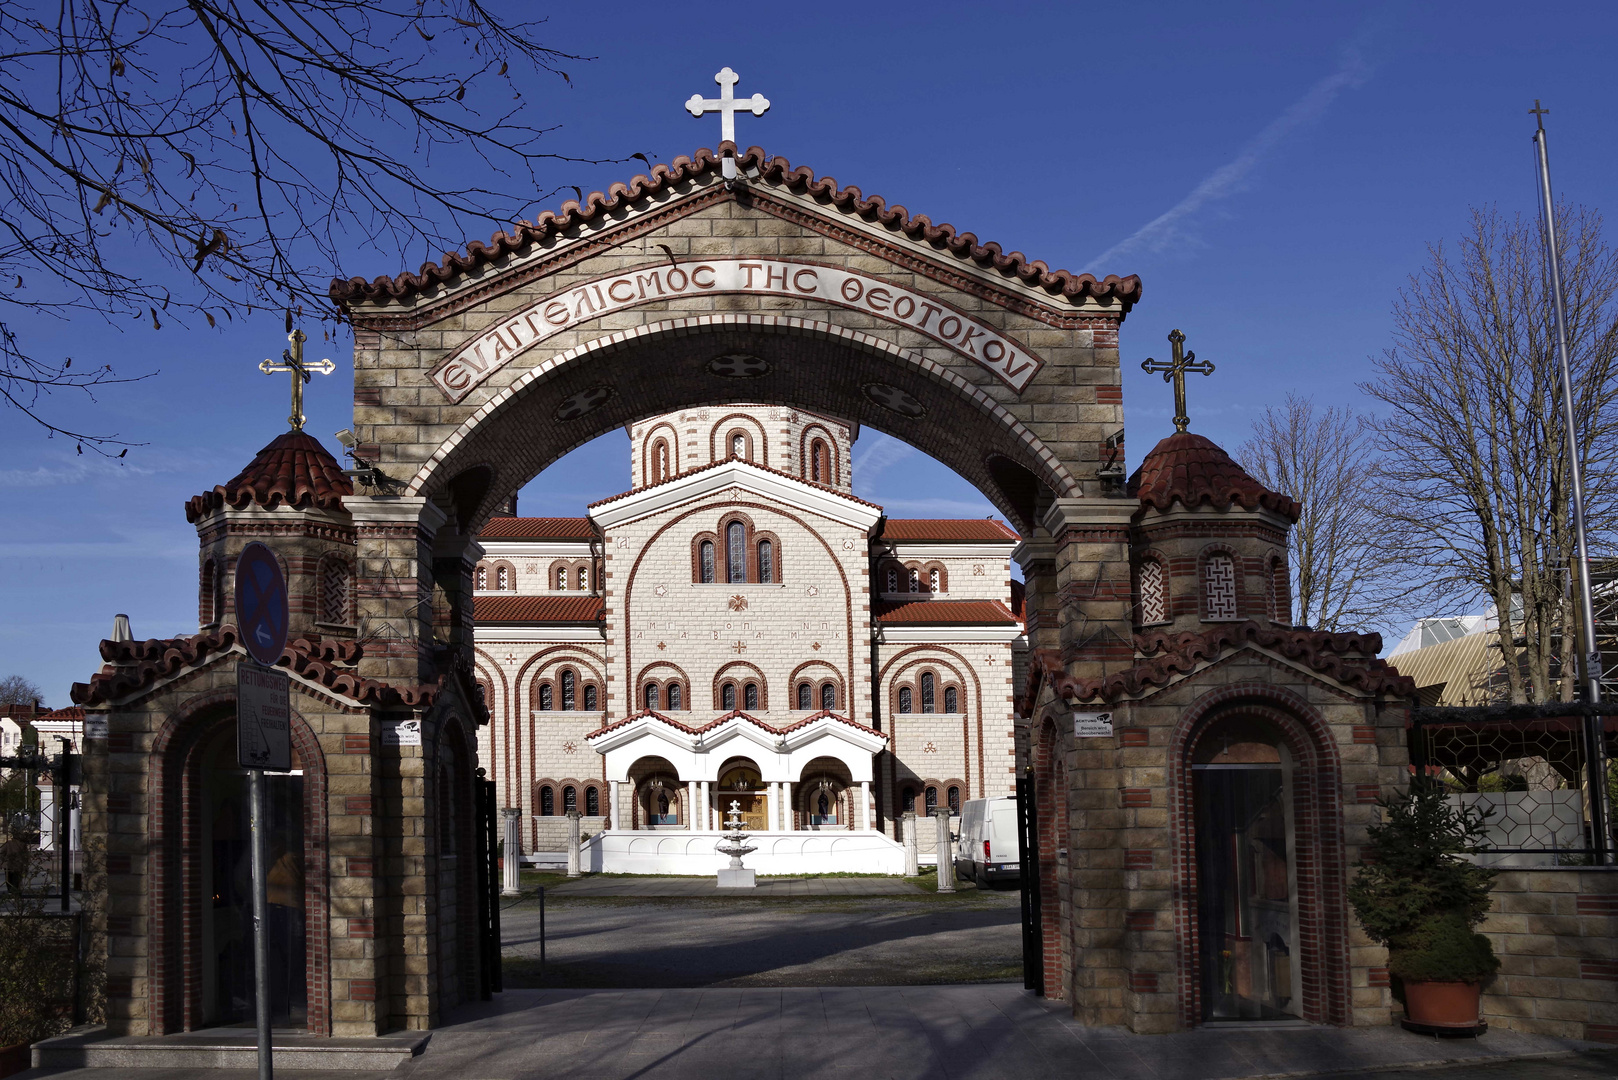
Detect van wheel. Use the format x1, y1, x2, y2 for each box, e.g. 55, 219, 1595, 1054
974, 863, 990, 890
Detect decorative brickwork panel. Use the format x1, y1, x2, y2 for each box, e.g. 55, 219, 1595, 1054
1581, 960, 1618, 982
1128, 972, 1159, 993
1203, 553, 1238, 621
1124, 849, 1154, 870
1120, 788, 1151, 808
1353, 784, 1381, 804
1139, 560, 1166, 624
1369, 967, 1390, 988
1125, 911, 1155, 931
1119, 728, 1149, 748
1352, 726, 1378, 745
1578, 895, 1618, 916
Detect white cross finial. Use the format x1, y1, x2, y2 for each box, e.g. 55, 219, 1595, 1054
685, 67, 769, 181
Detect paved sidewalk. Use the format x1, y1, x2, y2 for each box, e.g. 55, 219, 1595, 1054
18, 985, 1611, 1079
541, 875, 926, 897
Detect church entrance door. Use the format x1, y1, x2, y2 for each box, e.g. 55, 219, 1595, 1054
1192, 743, 1300, 1021
715, 764, 767, 831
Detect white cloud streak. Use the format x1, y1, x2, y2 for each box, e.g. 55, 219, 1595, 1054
850, 433, 918, 489
1086, 46, 1371, 271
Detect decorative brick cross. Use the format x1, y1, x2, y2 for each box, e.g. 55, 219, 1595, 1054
685, 67, 769, 181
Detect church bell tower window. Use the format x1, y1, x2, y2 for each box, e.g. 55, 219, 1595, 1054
921, 672, 936, 713
1139, 559, 1167, 625
758, 539, 774, 583
561, 670, 576, 711
700, 541, 716, 583
886, 568, 898, 593
731, 432, 746, 460
726, 522, 746, 583
1204, 553, 1239, 621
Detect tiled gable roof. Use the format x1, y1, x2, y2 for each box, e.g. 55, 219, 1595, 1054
875, 599, 1020, 625
474, 595, 604, 624
330, 144, 1142, 309
586, 456, 883, 511
477, 517, 595, 540
1127, 432, 1299, 521
185, 431, 353, 522
882, 519, 1020, 542
586, 707, 885, 742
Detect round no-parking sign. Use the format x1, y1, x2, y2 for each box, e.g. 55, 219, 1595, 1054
235, 542, 289, 665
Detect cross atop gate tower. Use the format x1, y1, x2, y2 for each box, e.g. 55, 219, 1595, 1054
1141, 328, 1214, 434
258, 315, 335, 432
685, 67, 770, 182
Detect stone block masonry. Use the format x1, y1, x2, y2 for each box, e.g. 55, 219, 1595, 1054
1480, 870, 1618, 1042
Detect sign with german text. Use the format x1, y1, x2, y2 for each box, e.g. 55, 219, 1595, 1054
381, 718, 422, 747
427, 259, 1046, 401
1074, 711, 1114, 738
237, 663, 292, 771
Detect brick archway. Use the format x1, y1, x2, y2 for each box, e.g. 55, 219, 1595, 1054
1167, 682, 1350, 1028
149, 689, 331, 1035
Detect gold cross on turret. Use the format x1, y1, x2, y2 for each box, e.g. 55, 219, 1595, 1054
1141, 329, 1215, 434
259, 327, 335, 432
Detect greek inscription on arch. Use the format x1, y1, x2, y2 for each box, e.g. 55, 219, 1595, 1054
427, 259, 1046, 401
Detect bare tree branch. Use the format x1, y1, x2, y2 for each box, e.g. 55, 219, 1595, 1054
0, 0, 607, 449
1361, 205, 1618, 703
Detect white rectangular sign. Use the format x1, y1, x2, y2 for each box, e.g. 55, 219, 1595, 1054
83, 715, 108, 740
237, 663, 292, 771
381, 718, 422, 747
1074, 711, 1115, 738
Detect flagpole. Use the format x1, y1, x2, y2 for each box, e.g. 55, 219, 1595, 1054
1531, 101, 1608, 863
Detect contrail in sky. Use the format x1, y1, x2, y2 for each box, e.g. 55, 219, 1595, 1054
1086, 46, 1371, 271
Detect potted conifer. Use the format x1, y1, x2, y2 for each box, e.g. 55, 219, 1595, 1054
1348, 778, 1500, 1033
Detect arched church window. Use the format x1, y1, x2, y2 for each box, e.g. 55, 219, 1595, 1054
909, 568, 920, 593
1139, 559, 1167, 625
667, 683, 682, 711
476, 566, 488, 590
585, 786, 599, 816
644, 683, 660, 711
924, 786, 937, 811
727, 522, 746, 583
921, 673, 936, 713
561, 670, 576, 710
810, 438, 829, 483
563, 786, 577, 814
948, 786, 960, 812
320, 558, 350, 625
555, 566, 568, 591
797, 682, 812, 710
820, 682, 836, 710
928, 568, 940, 594
497, 565, 510, 590
577, 566, 587, 590
944, 686, 958, 713
898, 687, 913, 713
700, 541, 716, 583
584, 685, 598, 711
731, 432, 746, 460
722, 683, 737, 711
651, 438, 670, 483
539, 787, 555, 816
744, 683, 759, 710
538, 684, 553, 711
886, 568, 898, 593
1269, 558, 1289, 625
1204, 553, 1239, 621
758, 539, 774, 583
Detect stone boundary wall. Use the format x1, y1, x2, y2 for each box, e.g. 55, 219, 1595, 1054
1478, 868, 1618, 1042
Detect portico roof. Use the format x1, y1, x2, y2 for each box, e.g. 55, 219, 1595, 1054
586, 708, 886, 784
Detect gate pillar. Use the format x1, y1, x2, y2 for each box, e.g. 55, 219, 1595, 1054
345, 496, 447, 683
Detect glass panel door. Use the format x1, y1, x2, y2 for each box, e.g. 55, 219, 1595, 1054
1194, 766, 1299, 1021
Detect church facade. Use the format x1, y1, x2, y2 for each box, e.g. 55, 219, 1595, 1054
470, 404, 1024, 868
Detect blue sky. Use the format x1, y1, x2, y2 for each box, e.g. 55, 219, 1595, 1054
5, 1, 1617, 703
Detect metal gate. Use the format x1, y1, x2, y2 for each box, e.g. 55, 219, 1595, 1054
1016, 769, 1043, 996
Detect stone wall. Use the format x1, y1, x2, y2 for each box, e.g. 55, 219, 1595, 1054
1478, 868, 1618, 1042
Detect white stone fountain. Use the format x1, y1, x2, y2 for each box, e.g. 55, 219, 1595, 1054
715, 799, 757, 889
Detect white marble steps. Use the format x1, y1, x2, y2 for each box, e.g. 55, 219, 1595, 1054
33, 1025, 429, 1070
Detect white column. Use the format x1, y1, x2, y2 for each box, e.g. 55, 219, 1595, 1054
765, 783, 778, 832
565, 811, 582, 878
501, 808, 521, 895
700, 782, 711, 829
609, 780, 620, 830
687, 780, 699, 829
859, 781, 871, 830
783, 783, 793, 830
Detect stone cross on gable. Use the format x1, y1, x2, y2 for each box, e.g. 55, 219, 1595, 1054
1141, 328, 1215, 434
685, 67, 770, 182
259, 324, 335, 432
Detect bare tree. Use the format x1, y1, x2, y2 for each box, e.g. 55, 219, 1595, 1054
1363, 205, 1618, 704
0, 0, 601, 449
1237, 395, 1407, 633
0, 676, 44, 708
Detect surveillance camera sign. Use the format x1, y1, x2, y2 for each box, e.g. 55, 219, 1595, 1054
1074, 711, 1115, 738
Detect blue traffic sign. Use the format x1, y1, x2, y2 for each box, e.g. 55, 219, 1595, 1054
235, 542, 289, 666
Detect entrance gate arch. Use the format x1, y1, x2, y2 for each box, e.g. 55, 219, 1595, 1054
332, 145, 1141, 692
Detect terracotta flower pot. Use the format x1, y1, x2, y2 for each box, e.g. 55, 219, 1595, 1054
0, 1041, 31, 1079
1403, 980, 1483, 1030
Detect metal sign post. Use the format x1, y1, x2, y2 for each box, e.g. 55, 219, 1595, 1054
235, 542, 291, 1080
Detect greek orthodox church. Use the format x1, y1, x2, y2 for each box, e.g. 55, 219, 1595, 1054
471, 404, 1024, 872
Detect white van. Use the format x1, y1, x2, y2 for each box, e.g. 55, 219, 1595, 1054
952, 796, 1021, 887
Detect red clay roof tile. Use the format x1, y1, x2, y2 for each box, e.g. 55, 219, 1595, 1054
474, 595, 604, 623
1127, 432, 1299, 521
329, 145, 1142, 310
477, 517, 596, 540
882, 519, 1020, 542
874, 599, 1019, 625
586, 456, 882, 511
185, 431, 353, 522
